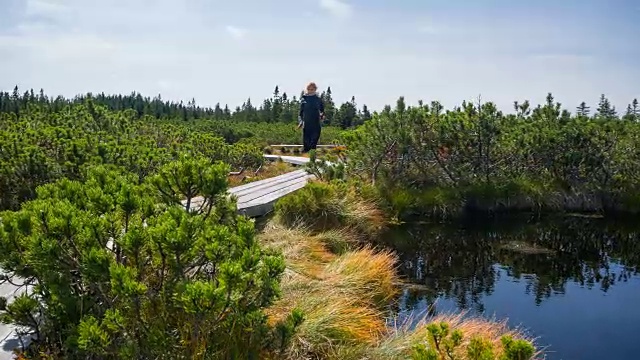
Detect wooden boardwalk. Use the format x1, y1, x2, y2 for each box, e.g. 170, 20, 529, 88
264, 154, 310, 166
183, 168, 314, 217
0, 155, 314, 359
183, 154, 314, 217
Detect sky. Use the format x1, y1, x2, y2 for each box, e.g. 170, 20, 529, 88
1, 0, 639, 112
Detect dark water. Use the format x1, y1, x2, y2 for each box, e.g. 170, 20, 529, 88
385, 216, 640, 360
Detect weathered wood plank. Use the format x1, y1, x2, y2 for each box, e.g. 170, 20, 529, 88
269, 144, 341, 148
236, 174, 312, 206
229, 170, 307, 196
237, 175, 315, 218
233, 174, 308, 200
181, 169, 313, 217
263, 155, 310, 166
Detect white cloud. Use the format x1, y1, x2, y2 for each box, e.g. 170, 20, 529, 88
319, 0, 352, 19
225, 25, 247, 40
530, 54, 594, 63
417, 25, 438, 34
0, 31, 115, 62
157, 80, 171, 90
25, 0, 70, 17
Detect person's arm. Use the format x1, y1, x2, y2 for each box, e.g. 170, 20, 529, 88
298, 99, 305, 128
318, 96, 325, 120
299, 99, 305, 120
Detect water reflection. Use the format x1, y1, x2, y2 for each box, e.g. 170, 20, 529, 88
385, 216, 640, 313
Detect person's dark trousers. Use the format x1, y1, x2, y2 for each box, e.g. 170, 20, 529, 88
302, 123, 322, 153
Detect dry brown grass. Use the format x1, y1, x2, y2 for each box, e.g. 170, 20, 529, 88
285, 294, 386, 358
259, 221, 397, 359
323, 247, 400, 306
259, 221, 539, 360
343, 194, 389, 238
259, 222, 337, 279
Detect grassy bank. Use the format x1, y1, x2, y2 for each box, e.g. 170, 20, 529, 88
375, 180, 640, 221
264, 180, 541, 359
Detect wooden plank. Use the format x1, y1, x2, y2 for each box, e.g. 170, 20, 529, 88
181, 170, 306, 208
263, 155, 310, 166
180, 169, 312, 217
264, 155, 341, 170
239, 175, 315, 208
232, 173, 308, 199
229, 170, 306, 193
236, 174, 311, 205
237, 175, 315, 218
229, 170, 307, 195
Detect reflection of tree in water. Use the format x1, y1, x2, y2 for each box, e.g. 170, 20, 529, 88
385, 217, 640, 311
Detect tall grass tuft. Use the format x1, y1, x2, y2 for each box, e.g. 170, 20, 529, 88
324, 246, 400, 306
258, 222, 399, 359
274, 181, 387, 237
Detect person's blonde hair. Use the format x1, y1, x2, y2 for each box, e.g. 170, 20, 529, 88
306, 82, 318, 92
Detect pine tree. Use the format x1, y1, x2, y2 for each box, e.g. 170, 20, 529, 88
11, 85, 20, 116
631, 99, 639, 121
362, 104, 372, 122
320, 87, 336, 126
596, 94, 617, 120
336, 96, 358, 129
576, 102, 590, 117
623, 99, 639, 121
38, 88, 46, 103
223, 104, 231, 119
271, 86, 282, 123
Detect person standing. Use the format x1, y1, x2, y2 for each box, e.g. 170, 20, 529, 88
298, 82, 325, 153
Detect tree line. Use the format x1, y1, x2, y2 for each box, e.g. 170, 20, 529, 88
0, 85, 373, 129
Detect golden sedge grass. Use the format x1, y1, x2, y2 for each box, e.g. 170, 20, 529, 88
323, 246, 400, 306
258, 221, 539, 360
259, 221, 396, 359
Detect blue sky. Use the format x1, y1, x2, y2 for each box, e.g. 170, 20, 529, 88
1, 0, 639, 112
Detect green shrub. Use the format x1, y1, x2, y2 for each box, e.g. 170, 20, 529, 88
305, 150, 346, 182
467, 337, 496, 360
344, 95, 640, 217
501, 336, 536, 360
0, 157, 286, 359
410, 322, 536, 360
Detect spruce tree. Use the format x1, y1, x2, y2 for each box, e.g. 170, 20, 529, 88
596, 94, 617, 120
576, 101, 590, 117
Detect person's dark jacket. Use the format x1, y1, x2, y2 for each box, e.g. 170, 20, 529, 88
299, 94, 325, 128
